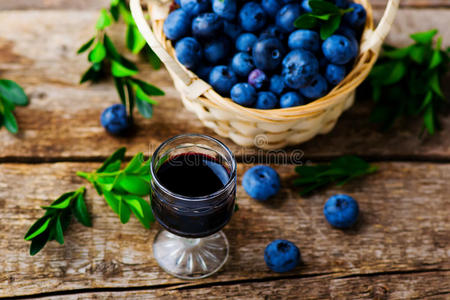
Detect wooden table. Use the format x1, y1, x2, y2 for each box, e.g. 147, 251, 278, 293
1, 1, 449, 299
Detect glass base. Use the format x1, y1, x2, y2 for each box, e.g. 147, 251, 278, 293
153, 229, 229, 279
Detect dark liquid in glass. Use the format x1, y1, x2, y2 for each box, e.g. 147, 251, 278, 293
152, 153, 236, 238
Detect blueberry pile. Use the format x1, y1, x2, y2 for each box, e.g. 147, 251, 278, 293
164, 0, 366, 109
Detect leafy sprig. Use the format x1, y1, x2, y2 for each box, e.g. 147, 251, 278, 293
294, 156, 377, 196
365, 29, 449, 134
294, 0, 354, 39
24, 187, 91, 256
0, 79, 29, 133
77, 148, 154, 228
78, 0, 164, 119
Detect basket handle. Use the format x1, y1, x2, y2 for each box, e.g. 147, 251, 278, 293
130, 0, 192, 86
360, 0, 400, 54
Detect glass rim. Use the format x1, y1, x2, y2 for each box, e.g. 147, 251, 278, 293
150, 133, 237, 202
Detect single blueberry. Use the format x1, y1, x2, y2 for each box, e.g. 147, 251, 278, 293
259, 25, 286, 42
175, 37, 203, 69
281, 49, 319, 89
163, 9, 191, 41
280, 91, 304, 108
180, 0, 210, 17
269, 74, 285, 95
248, 69, 268, 90
192, 13, 223, 39
261, 0, 284, 18
223, 21, 242, 39
239, 2, 267, 32
323, 194, 359, 228
343, 3, 366, 29
204, 37, 230, 64
325, 64, 346, 86
209, 65, 238, 96
299, 74, 328, 99
213, 0, 237, 21
264, 239, 301, 273
336, 25, 359, 57
288, 29, 320, 52
322, 35, 356, 65
242, 165, 280, 201
276, 3, 301, 33
255, 91, 278, 109
100, 104, 130, 135
236, 33, 258, 53
252, 37, 285, 71
300, 0, 312, 12
230, 83, 257, 107
195, 64, 213, 81
231, 52, 255, 77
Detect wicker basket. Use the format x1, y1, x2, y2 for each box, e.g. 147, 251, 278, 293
131, 0, 399, 150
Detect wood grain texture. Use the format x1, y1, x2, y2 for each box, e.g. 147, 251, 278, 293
0, 162, 448, 297
42, 271, 450, 299
0, 10, 449, 161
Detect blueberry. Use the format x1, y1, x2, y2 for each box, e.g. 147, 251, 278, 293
209, 65, 238, 96
282, 49, 319, 89
343, 3, 366, 29
259, 25, 286, 42
255, 91, 278, 109
288, 29, 320, 52
230, 83, 257, 107
299, 74, 328, 99
325, 64, 346, 86
231, 52, 255, 77
252, 37, 285, 71
195, 64, 213, 81
192, 13, 223, 39
261, 0, 284, 18
264, 239, 301, 273
336, 25, 359, 57
100, 104, 130, 135
163, 9, 191, 41
323, 194, 359, 228
180, 0, 210, 17
276, 3, 301, 33
269, 74, 285, 95
322, 35, 356, 65
300, 0, 312, 12
236, 33, 258, 52
223, 21, 242, 39
248, 69, 268, 90
213, 0, 237, 20
242, 165, 280, 201
175, 37, 203, 69
204, 37, 230, 64
239, 2, 267, 32
280, 91, 304, 108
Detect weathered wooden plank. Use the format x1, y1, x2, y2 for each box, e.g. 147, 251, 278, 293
42, 271, 450, 299
0, 10, 449, 161
0, 162, 448, 297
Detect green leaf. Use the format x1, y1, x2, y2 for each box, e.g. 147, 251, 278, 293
320, 15, 341, 40
147, 48, 161, 70
125, 152, 144, 173
311, 13, 333, 21
429, 37, 443, 69
88, 42, 107, 63
123, 195, 152, 228
3, 108, 18, 134
0, 79, 29, 106
429, 72, 444, 98
96, 8, 113, 30
417, 91, 433, 113
294, 14, 318, 29
97, 147, 126, 173
118, 1, 134, 25
126, 25, 147, 54
45, 193, 75, 210
30, 229, 49, 256
410, 45, 427, 64
24, 217, 51, 241
103, 189, 120, 215
371, 61, 406, 86
119, 198, 131, 224
104, 34, 120, 60
410, 29, 438, 44
136, 98, 153, 118
111, 60, 138, 77
117, 175, 150, 196
110, 5, 120, 21
383, 45, 412, 59
309, 0, 339, 14
132, 83, 158, 105
55, 216, 65, 245
72, 190, 92, 227
424, 104, 435, 134
77, 37, 96, 54
114, 77, 126, 105
80, 64, 102, 84
130, 78, 165, 96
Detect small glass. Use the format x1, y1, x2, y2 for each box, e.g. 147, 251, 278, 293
150, 134, 237, 279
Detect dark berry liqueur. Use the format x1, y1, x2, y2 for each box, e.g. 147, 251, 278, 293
152, 153, 236, 238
